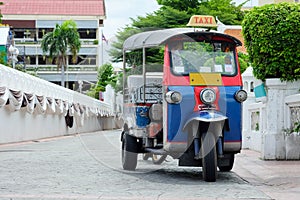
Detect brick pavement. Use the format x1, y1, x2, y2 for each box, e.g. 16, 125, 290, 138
0, 131, 299, 199
233, 149, 300, 200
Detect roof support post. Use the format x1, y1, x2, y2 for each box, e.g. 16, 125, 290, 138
122, 50, 127, 105
142, 46, 146, 103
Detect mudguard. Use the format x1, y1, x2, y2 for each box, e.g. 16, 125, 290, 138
183, 110, 227, 131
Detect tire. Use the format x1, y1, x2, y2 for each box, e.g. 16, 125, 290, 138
121, 133, 138, 171
201, 132, 217, 182
152, 154, 167, 165
219, 154, 235, 172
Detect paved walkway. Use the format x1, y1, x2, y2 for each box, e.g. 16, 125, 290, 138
0, 131, 299, 199
233, 149, 300, 200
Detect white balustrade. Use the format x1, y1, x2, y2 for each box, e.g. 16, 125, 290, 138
0, 64, 115, 144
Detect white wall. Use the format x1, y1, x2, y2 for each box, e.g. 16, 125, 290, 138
242, 69, 300, 160
0, 65, 114, 144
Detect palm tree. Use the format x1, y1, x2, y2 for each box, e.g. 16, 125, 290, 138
41, 20, 81, 87
0, 2, 3, 23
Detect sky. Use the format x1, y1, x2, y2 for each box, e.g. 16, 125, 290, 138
103, 0, 161, 39
102, 0, 258, 39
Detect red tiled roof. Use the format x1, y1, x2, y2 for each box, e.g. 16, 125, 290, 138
0, 0, 106, 16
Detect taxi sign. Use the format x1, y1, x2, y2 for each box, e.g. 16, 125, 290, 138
187, 15, 217, 28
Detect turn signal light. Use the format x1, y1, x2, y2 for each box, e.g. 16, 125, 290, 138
165, 91, 182, 104
235, 90, 247, 102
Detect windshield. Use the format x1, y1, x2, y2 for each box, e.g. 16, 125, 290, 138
169, 41, 237, 76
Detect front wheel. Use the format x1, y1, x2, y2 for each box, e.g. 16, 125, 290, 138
201, 132, 217, 182
121, 133, 138, 170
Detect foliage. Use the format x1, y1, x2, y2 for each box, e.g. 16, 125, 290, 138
0, 51, 5, 64
131, 6, 190, 29
41, 20, 81, 70
109, 27, 141, 64
294, 122, 300, 133
156, 0, 200, 11
238, 52, 249, 74
87, 63, 117, 99
197, 0, 247, 25
0, 1, 3, 23
108, 0, 248, 93
283, 122, 300, 136
242, 3, 300, 81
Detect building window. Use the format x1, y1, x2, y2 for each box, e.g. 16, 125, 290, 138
38, 28, 53, 39
38, 55, 47, 65
26, 55, 36, 65
13, 28, 35, 39
78, 29, 97, 39
73, 55, 96, 65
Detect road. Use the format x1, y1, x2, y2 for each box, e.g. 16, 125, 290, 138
0, 130, 278, 199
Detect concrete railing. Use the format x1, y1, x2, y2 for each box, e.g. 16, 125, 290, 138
0, 65, 114, 144
284, 93, 300, 130
242, 77, 300, 160
243, 101, 266, 152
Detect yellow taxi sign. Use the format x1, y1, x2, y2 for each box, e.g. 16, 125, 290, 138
187, 15, 217, 28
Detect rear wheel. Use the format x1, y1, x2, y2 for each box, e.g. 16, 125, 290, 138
219, 154, 235, 172
201, 132, 217, 182
121, 133, 138, 170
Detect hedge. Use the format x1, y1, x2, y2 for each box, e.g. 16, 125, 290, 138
242, 3, 300, 81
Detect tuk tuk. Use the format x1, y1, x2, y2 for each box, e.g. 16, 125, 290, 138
120, 16, 247, 182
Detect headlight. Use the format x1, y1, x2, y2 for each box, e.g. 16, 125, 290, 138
200, 88, 216, 105
165, 91, 182, 104
235, 89, 247, 102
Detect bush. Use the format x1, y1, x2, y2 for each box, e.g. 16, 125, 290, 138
238, 52, 249, 74
86, 63, 117, 99
242, 3, 300, 81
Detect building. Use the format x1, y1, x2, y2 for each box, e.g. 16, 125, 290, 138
234, 0, 299, 9
0, 0, 106, 90
233, 0, 258, 9
259, 0, 299, 6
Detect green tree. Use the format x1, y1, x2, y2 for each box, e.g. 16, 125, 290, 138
242, 3, 300, 81
238, 52, 249, 74
196, 0, 247, 25
156, 0, 200, 11
109, 0, 246, 66
109, 0, 247, 90
0, 1, 3, 23
131, 6, 190, 29
0, 51, 5, 64
41, 20, 81, 87
87, 63, 117, 99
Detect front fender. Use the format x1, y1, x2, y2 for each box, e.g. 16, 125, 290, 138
183, 111, 227, 132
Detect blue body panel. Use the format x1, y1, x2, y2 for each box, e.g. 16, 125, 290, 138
136, 106, 150, 128
167, 86, 242, 143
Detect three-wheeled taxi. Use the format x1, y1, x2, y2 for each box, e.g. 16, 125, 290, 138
120, 16, 247, 182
